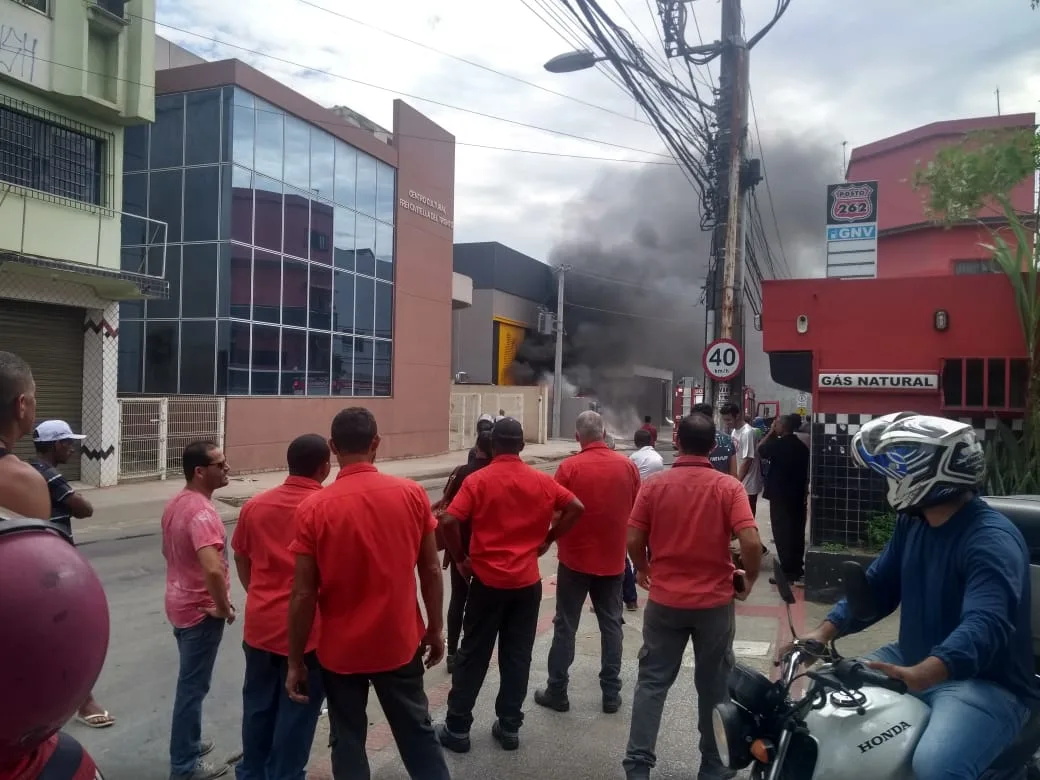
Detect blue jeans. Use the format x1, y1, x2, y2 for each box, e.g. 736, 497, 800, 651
236, 643, 326, 780
623, 558, 638, 606
170, 616, 226, 776
867, 643, 1030, 780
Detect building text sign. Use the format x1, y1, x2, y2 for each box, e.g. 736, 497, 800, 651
825, 180, 879, 281
400, 190, 454, 229
818, 372, 939, 391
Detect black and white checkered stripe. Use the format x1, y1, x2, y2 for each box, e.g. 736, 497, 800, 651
813, 413, 1024, 440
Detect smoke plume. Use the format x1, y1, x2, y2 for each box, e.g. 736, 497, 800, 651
511, 128, 838, 423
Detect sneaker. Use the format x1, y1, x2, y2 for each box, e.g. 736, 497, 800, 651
491, 719, 519, 751
446, 653, 456, 674
434, 722, 471, 754
603, 694, 622, 714
533, 687, 570, 713
169, 759, 228, 780
625, 601, 639, 612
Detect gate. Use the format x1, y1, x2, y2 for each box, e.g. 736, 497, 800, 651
117, 396, 226, 481
448, 391, 525, 451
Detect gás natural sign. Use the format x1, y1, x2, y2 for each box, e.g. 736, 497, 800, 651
818, 373, 939, 390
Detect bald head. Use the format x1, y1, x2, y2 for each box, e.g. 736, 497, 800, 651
677, 413, 716, 456
0, 351, 35, 435
575, 410, 605, 445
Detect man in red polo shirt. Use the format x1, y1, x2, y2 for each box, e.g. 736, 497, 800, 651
534, 410, 641, 715
231, 433, 330, 780
285, 408, 449, 780
436, 417, 584, 753
623, 413, 762, 780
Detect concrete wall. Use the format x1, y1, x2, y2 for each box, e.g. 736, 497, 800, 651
492, 290, 540, 326
155, 36, 206, 71
451, 383, 548, 444
452, 289, 494, 383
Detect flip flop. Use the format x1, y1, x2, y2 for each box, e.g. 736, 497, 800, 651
75, 712, 116, 729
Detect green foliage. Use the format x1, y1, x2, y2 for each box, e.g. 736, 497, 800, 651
985, 416, 1040, 495
867, 511, 897, 551
821, 542, 847, 553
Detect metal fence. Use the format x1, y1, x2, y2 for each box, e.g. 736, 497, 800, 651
117, 396, 226, 481
448, 391, 524, 451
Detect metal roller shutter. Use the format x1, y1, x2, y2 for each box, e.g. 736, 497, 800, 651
0, 298, 84, 480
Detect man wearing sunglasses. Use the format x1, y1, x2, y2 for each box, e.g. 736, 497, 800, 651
162, 440, 235, 780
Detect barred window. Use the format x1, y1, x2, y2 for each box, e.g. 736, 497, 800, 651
0, 105, 105, 206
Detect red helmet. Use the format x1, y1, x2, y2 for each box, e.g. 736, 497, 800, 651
0, 519, 109, 770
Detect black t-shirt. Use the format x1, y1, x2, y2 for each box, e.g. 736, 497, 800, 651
758, 434, 809, 504
30, 460, 75, 537
708, 432, 736, 474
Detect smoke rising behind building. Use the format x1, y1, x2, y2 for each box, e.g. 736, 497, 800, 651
510, 128, 838, 423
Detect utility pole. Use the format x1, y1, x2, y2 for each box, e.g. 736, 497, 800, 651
712, 0, 750, 410
995, 86, 1002, 116
549, 266, 565, 440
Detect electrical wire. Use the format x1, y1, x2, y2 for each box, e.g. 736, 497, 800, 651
564, 300, 698, 324
748, 87, 793, 277
138, 11, 678, 160
298, 0, 655, 128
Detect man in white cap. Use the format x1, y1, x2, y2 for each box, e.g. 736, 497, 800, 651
31, 419, 115, 729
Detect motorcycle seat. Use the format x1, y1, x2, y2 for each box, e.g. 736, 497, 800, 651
986, 706, 1040, 771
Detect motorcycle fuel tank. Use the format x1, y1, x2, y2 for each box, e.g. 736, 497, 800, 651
803, 686, 931, 780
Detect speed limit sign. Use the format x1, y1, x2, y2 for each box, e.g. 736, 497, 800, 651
702, 338, 743, 381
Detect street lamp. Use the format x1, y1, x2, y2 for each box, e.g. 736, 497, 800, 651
544, 49, 709, 106
544, 49, 604, 74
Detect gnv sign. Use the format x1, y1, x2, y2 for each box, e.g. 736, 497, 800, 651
827, 224, 877, 242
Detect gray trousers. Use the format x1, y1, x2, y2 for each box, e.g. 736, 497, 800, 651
624, 600, 736, 780
545, 562, 624, 698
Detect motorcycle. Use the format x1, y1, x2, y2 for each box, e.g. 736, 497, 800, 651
712, 523, 1040, 779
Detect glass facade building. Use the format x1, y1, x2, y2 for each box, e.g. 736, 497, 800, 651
119, 86, 395, 397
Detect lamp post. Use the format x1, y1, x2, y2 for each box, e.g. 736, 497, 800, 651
543, 49, 705, 105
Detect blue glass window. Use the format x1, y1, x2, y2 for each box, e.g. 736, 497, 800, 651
354, 337, 373, 395
232, 103, 254, 169
309, 264, 332, 331
185, 89, 221, 166
181, 244, 218, 318
118, 320, 143, 393
283, 115, 310, 191
332, 335, 354, 396
356, 154, 377, 217
281, 327, 306, 394
355, 214, 376, 278
332, 270, 354, 334
375, 221, 393, 282
334, 141, 356, 208
253, 250, 281, 324
282, 258, 308, 327
311, 200, 333, 266
355, 274, 375, 336
230, 166, 253, 244
376, 162, 395, 224
333, 207, 355, 271
254, 100, 283, 181
183, 165, 220, 242
283, 188, 309, 259
310, 128, 334, 200
254, 175, 282, 253
251, 324, 280, 395
180, 320, 216, 394
144, 321, 179, 394
308, 332, 331, 395
150, 94, 184, 169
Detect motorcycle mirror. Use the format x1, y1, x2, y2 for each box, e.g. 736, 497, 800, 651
842, 561, 877, 623
772, 559, 797, 606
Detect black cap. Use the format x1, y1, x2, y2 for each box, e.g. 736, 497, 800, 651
492, 416, 524, 442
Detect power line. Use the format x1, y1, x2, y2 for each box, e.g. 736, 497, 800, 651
748, 87, 792, 276
564, 300, 697, 323
298, 0, 654, 128
140, 12, 676, 160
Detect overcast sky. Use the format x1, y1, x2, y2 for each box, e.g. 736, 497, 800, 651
156, 0, 1040, 400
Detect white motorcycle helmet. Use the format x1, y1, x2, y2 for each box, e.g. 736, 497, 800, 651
850, 412, 986, 512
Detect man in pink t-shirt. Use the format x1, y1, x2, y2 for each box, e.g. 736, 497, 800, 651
161, 441, 234, 780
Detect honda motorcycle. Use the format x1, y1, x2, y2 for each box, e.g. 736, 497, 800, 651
713, 495, 1040, 779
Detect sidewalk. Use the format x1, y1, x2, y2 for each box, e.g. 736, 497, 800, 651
73, 439, 601, 546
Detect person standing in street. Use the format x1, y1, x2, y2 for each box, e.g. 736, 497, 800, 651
721, 403, 763, 516
30, 420, 114, 730
630, 429, 664, 481
0, 351, 49, 521
535, 411, 641, 715
286, 408, 449, 780
692, 403, 736, 477
758, 414, 810, 585
436, 417, 584, 753
624, 414, 763, 780
162, 441, 235, 780
231, 434, 331, 780
639, 416, 658, 448
433, 429, 494, 674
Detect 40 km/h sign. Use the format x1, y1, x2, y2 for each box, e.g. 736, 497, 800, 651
702, 338, 743, 382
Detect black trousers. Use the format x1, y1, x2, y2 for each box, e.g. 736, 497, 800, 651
445, 577, 542, 734
322, 649, 449, 780
770, 497, 807, 580
447, 563, 470, 656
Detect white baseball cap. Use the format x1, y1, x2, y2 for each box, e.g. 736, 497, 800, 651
33, 420, 86, 443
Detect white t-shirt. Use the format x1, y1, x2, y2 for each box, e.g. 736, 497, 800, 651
630, 446, 665, 481
731, 422, 764, 496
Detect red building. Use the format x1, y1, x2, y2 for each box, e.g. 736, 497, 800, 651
762, 113, 1035, 561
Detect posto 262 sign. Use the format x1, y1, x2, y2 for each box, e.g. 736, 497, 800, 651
818, 372, 939, 391
826, 181, 877, 225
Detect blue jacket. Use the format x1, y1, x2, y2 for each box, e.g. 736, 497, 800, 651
827, 497, 1039, 707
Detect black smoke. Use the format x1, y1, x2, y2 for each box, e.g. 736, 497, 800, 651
511, 128, 838, 410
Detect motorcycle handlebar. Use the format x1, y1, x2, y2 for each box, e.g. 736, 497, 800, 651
833, 659, 908, 695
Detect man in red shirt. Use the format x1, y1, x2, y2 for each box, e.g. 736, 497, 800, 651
285, 408, 448, 780
436, 417, 584, 753
534, 411, 641, 715
623, 414, 762, 780
231, 433, 330, 780
640, 416, 658, 448
161, 441, 235, 780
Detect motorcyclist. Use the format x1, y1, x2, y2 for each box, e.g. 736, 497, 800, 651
795, 413, 1039, 780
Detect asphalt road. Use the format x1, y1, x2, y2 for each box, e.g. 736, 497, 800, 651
70, 448, 751, 780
